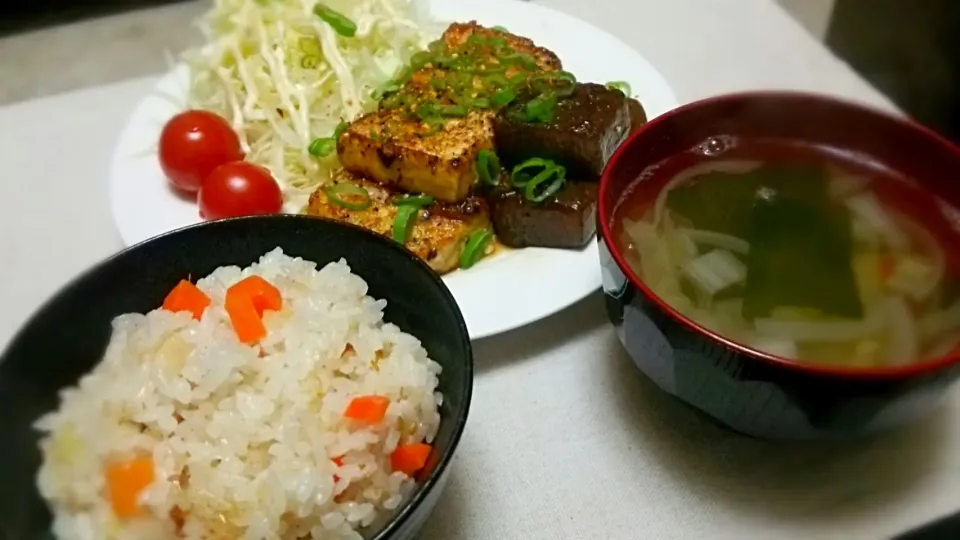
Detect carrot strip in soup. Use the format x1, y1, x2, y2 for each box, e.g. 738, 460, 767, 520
230, 275, 282, 316
344, 395, 390, 423
225, 290, 266, 344
390, 443, 432, 476
106, 456, 155, 518
879, 254, 897, 282
162, 280, 211, 320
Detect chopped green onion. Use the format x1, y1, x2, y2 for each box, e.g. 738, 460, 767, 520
606, 80, 632, 95
524, 164, 567, 203
395, 194, 435, 207
454, 71, 478, 91
471, 63, 508, 75
313, 4, 357, 37
483, 74, 510, 89
503, 52, 538, 70
489, 36, 508, 49
372, 81, 401, 101
325, 183, 372, 211
433, 53, 457, 69
395, 67, 414, 85
333, 120, 349, 140
460, 229, 494, 269
308, 137, 336, 157
524, 92, 558, 123
477, 150, 500, 186
393, 205, 419, 244
410, 51, 433, 70
507, 72, 529, 87
439, 104, 468, 117
300, 56, 320, 69
452, 94, 480, 108
382, 93, 402, 109
490, 88, 517, 108
492, 25, 509, 32
415, 102, 440, 121
532, 71, 577, 97
455, 57, 479, 72
419, 118, 445, 136
467, 34, 489, 47
511, 157, 559, 187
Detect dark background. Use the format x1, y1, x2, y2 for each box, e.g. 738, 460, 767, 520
0, 0, 180, 36
0, 0, 958, 139
827, 0, 960, 144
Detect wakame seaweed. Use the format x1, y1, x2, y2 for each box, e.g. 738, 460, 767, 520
665, 170, 763, 238
941, 275, 960, 309
741, 165, 863, 320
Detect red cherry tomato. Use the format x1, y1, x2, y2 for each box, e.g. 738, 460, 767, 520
198, 161, 283, 220
159, 110, 244, 192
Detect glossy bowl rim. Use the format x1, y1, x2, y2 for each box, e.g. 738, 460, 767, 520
598, 90, 960, 380
1, 214, 474, 538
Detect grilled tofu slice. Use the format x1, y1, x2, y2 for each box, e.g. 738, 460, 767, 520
337, 109, 494, 203
338, 22, 562, 203
400, 22, 561, 98
305, 170, 491, 274
441, 21, 562, 72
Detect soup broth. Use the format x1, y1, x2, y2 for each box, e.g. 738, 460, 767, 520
613, 136, 960, 368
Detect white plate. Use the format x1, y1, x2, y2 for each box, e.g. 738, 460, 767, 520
108, 0, 678, 339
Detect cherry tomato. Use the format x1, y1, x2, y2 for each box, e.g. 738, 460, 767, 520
159, 110, 243, 192
198, 161, 283, 220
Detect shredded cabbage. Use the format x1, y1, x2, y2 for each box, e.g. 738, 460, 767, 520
183, 0, 437, 206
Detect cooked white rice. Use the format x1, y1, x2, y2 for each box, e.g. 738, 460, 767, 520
35, 248, 443, 540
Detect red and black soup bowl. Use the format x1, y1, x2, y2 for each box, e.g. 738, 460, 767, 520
597, 92, 960, 439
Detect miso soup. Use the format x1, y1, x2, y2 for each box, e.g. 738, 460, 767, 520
614, 136, 960, 368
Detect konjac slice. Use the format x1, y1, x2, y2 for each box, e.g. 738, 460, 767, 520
487, 179, 597, 248
493, 83, 632, 179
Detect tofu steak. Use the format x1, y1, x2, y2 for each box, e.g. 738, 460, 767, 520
337, 109, 493, 204
337, 22, 562, 203
440, 21, 562, 72
306, 170, 491, 274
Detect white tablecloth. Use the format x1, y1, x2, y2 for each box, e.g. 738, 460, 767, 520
1, 1, 957, 539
